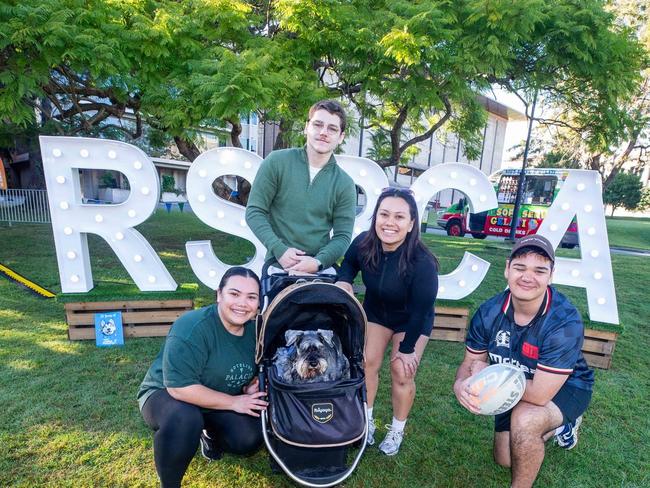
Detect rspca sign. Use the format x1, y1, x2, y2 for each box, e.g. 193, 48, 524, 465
39, 136, 619, 324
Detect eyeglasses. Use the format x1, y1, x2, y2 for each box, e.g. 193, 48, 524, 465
309, 120, 341, 136
381, 187, 415, 196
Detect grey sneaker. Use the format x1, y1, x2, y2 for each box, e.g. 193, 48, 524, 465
555, 416, 583, 450
378, 426, 404, 456
200, 430, 223, 461
367, 418, 376, 446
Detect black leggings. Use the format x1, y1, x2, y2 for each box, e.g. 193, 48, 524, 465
141, 389, 263, 488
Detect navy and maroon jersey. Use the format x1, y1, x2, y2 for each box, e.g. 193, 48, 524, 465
466, 287, 594, 391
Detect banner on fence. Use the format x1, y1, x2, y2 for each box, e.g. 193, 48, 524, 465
0, 157, 7, 190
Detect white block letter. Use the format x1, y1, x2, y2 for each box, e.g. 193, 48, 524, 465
185, 148, 266, 288
40, 136, 176, 292
336, 155, 390, 237
410, 163, 498, 299
536, 170, 619, 324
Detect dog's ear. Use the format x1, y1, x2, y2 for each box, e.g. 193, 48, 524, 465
317, 329, 334, 347
285, 329, 301, 347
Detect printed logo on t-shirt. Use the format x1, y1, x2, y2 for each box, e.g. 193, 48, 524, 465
495, 330, 510, 348
522, 342, 539, 359
488, 353, 535, 375
225, 362, 254, 390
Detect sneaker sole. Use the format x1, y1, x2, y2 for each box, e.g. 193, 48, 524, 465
379, 447, 399, 456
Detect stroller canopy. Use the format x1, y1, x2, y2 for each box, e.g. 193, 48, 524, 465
256, 282, 366, 364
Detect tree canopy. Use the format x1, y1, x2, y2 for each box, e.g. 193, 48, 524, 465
0, 0, 646, 181
275, 0, 646, 167
510, 0, 649, 189
0, 0, 320, 161
603, 171, 644, 215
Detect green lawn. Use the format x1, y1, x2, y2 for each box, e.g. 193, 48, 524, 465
429, 211, 650, 251
606, 216, 650, 251
1, 212, 648, 487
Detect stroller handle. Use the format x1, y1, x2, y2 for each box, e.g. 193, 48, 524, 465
261, 403, 368, 488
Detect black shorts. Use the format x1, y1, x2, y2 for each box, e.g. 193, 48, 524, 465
365, 309, 434, 338
494, 382, 592, 432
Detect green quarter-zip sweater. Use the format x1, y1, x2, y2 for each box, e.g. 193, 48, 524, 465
245, 147, 356, 268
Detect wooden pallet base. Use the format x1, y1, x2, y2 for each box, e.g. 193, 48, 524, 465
431, 306, 469, 342
65, 299, 194, 341
582, 328, 617, 370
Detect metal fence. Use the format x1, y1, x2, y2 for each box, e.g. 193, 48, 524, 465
0, 189, 51, 224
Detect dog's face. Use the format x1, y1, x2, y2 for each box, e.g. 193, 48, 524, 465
285, 330, 337, 381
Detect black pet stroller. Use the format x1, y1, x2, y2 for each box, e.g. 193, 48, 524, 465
256, 274, 368, 487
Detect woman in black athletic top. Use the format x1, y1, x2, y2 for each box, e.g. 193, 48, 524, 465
337, 188, 438, 456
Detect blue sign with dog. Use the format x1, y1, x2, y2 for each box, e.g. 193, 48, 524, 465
95, 311, 124, 347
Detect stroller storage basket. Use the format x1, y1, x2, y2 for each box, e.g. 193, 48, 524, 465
268, 367, 365, 448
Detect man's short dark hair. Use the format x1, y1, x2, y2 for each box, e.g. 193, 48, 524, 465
308, 100, 347, 133
509, 246, 554, 269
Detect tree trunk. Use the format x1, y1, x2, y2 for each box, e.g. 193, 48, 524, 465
273, 118, 294, 150
389, 106, 409, 166
173, 136, 201, 161
227, 119, 243, 148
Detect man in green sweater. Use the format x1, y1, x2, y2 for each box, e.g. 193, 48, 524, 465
246, 100, 357, 274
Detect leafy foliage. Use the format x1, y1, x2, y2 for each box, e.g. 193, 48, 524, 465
276, 0, 645, 167
511, 0, 650, 189
0, 0, 646, 172
603, 171, 644, 215
98, 171, 118, 190
160, 175, 176, 194
637, 186, 650, 211
0, 0, 319, 160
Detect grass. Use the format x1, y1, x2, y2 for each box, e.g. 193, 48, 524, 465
605, 216, 650, 251
1, 211, 649, 487
429, 209, 650, 252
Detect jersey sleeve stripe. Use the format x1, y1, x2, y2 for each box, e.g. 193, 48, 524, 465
466, 345, 487, 355
537, 363, 573, 375
501, 292, 511, 314
542, 288, 552, 315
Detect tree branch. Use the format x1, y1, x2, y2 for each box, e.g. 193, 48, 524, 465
399, 96, 452, 154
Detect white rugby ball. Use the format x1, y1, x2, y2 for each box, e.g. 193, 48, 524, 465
468, 363, 526, 415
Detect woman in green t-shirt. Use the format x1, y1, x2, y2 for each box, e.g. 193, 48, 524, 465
138, 267, 267, 488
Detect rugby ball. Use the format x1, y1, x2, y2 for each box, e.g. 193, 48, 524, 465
467, 363, 526, 415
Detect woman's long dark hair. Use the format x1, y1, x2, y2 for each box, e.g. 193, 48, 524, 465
358, 189, 438, 277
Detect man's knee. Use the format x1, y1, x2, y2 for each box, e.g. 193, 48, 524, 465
510, 402, 547, 437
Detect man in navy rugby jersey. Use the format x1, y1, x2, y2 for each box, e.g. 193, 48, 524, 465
453, 234, 594, 488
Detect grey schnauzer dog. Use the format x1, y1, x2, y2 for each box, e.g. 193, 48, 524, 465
274, 329, 350, 384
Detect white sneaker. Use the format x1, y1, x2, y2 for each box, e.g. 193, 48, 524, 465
378, 426, 404, 456
555, 415, 583, 450
367, 418, 376, 446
